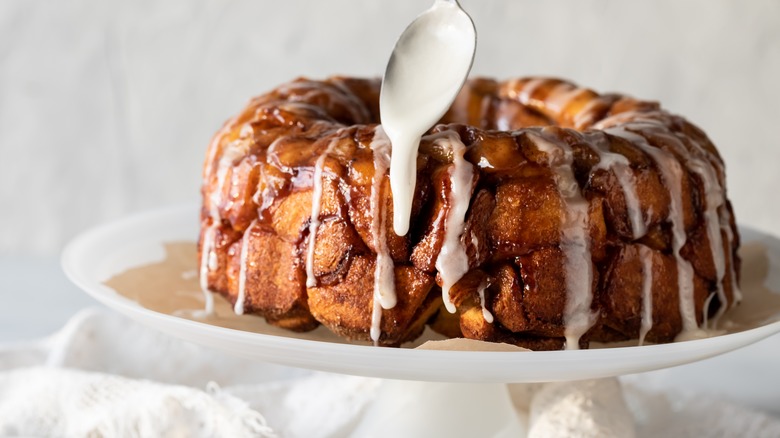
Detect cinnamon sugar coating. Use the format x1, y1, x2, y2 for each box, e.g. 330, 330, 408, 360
199, 76, 739, 349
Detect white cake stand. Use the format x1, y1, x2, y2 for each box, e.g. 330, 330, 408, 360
62, 206, 780, 437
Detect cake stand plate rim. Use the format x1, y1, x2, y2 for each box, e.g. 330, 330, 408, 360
60, 204, 780, 383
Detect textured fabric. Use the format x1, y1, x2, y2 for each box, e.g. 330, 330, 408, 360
0, 368, 275, 438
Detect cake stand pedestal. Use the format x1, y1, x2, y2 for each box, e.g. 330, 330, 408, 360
351, 381, 525, 438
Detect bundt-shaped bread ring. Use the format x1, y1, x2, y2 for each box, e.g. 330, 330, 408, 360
198, 76, 740, 349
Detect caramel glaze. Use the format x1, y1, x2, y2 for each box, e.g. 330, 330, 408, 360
198, 76, 740, 349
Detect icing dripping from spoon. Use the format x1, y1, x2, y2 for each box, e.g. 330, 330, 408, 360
380, 0, 476, 236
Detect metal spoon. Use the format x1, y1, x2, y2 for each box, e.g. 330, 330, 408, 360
380, 0, 477, 236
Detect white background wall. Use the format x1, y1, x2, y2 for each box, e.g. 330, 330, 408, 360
1, 0, 779, 256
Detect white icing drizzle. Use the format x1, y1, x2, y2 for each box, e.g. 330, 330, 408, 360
229, 163, 242, 200
471, 233, 480, 255
265, 135, 295, 173
369, 296, 383, 344
591, 111, 643, 130
531, 130, 596, 350
638, 245, 654, 346
207, 245, 218, 271
369, 127, 397, 344
305, 137, 340, 288
675, 133, 740, 317
476, 278, 494, 323
589, 134, 647, 239
685, 137, 742, 309
235, 220, 257, 315
721, 208, 743, 304
433, 131, 475, 314
572, 98, 603, 129
546, 84, 585, 116
702, 291, 717, 330
603, 114, 747, 337
380, 0, 475, 237
614, 119, 734, 327
210, 140, 251, 221
253, 135, 293, 215
688, 158, 727, 326
251, 163, 269, 208
494, 116, 512, 132
198, 224, 216, 315
387, 130, 420, 237
606, 128, 699, 335
199, 136, 250, 315
506, 77, 547, 103
277, 80, 370, 123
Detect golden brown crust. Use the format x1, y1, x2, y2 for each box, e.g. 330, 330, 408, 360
199, 76, 740, 349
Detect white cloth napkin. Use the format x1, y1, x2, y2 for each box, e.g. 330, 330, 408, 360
1, 308, 779, 438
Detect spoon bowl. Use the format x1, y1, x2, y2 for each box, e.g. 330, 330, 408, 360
380, 0, 477, 236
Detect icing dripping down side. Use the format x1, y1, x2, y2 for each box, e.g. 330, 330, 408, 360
572, 98, 603, 129
600, 114, 739, 320
369, 127, 397, 344
531, 130, 596, 350
705, 151, 742, 307
476, 278, 494, 323
305, 138, 340, 288
433, 131, 475, 314
638, 245, 654, 346
387, 131, 420, 237
608, 128, 699, 336
637, 123, 728, 327
545, 85, 587, 117
669, 132, 732, 324
199, 137, 250, 315
721, 208, 743, 304
380, 0, 476, 236
688, 135, 742, 308
688, 158, 727, 327
235, 220, 257, 315
617, 119, 735, 328
198, 224, 216, 315
588, 134, 647, 239
508, 77, 547, 103
702, 292, 717, 330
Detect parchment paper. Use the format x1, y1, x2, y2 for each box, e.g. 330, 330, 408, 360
104, 242, 779, 352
